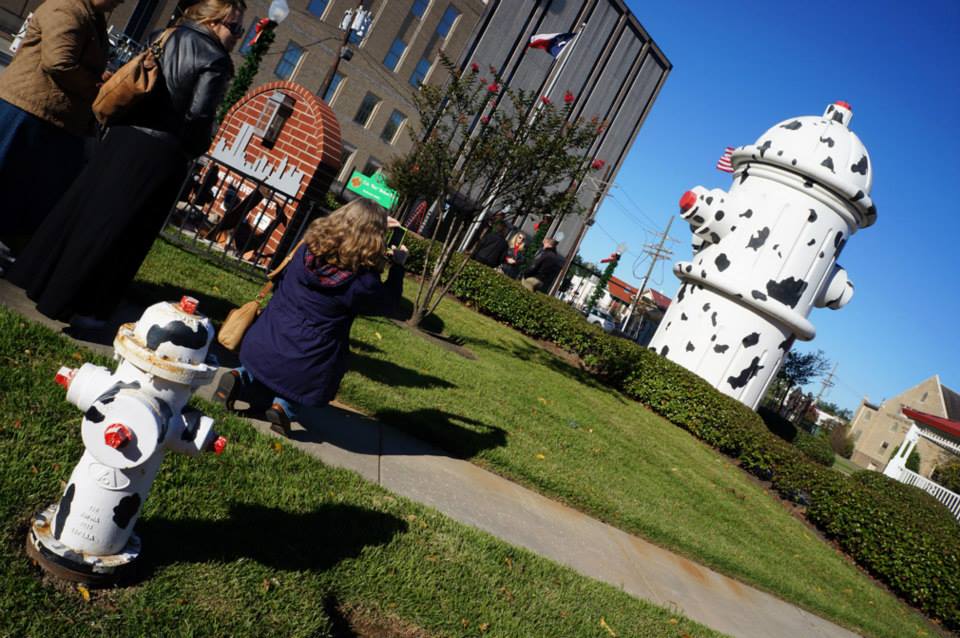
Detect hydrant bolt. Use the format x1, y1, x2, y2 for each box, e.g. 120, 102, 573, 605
104, 423, 133, 449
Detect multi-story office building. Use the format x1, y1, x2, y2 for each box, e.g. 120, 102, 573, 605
1, 0, 669, 267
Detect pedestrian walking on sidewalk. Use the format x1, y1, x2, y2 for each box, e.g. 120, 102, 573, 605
7, 0, 245, 330
215, 199, 408, 436
0, 0, 117, 244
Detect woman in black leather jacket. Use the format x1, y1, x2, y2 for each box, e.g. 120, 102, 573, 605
8, 0, 246, 329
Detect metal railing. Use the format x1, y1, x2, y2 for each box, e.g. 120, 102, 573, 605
161, 155, 323, 281
894, 467, 960, 521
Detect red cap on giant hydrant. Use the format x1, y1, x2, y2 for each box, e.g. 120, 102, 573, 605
104, 423, 133, 449
180, 296, 198, 314
679, 190, 698, 212
54, 366, 77, 390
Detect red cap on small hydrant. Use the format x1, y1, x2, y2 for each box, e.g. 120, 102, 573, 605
54, 366, 77, 390
212, 436, 227, 455
834, 100, 852, 110
180, 296, 199, 314
104, 423, 133, 449
679, 190, 698, 212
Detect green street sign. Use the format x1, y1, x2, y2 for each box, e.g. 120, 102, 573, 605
346, 170, 398, 209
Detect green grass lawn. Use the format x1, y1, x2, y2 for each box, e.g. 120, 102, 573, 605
126, 239, 940, 638
0, 307, 723, 638
832, 455, 861, 476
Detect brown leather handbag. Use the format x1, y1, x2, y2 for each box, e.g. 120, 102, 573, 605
217, 241, 304, 351
92, 28, 175, 125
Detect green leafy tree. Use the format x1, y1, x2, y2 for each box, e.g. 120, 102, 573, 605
774, 349, 831, 409
386, 54, 603, 327
818, 400, 853, 421
932, 460, 960, 493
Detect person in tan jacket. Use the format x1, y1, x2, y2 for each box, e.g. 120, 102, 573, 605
0, 0, 120, 245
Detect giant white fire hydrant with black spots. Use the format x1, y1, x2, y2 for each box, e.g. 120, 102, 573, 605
26, 296, 226, 584
648, 102, 876, 409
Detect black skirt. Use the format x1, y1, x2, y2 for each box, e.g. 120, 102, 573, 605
8, 126, 188, 320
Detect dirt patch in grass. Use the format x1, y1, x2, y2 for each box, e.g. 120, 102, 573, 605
329, 601, 433, 638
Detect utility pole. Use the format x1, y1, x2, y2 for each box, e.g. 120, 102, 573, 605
815, 362, 838, 405
619, 216, 673, 334
318, 2, 372, 100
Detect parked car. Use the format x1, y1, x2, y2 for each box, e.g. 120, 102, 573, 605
586, 308, 615, 332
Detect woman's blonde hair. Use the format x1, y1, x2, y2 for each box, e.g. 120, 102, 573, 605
182, 0, 246, 27
509, 231, 526, 249
304, 199, 388, 272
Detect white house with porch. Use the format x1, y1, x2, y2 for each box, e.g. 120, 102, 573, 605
884, 407, 960, 521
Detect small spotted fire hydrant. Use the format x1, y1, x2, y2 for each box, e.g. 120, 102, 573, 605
26, 296, 225, 584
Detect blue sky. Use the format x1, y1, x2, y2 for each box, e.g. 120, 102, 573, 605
577, 0, 960, 411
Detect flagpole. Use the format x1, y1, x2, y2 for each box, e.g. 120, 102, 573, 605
535, 23, 585, 118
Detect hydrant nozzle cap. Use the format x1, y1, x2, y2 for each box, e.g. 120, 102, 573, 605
54, 366, 77, 390
104, 423, 133, 449
679, 190, 698, 212
180, 296, 199, 314
212, 436, 227, 455
834, 100, 852, 111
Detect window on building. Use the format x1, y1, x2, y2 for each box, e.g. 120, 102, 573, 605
436, 5, 460, 38
409, 57, 432, 86
864, 411, 872, 420
354, 92, 380, 127
880, 441, 889, 451
306, 0, 328, 17
238, 19, 260, 56
921, 391, 928, 402
275, 41, 304, 80
338, 143, 357, 181
852, 430, 862, 442
383, 38, 407, 71
890, 423, 899, 432
411, 0, 429, 19
381, 110, 406, 143
321, 72, 344, 103
362, 157, 383, 176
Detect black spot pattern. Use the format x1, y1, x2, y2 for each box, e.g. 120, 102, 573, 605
852, 190, 865, 201
803, 179, 814, 188
739, 167, 750, 185
808, 209, 817, 222
113, 493, 141, 529
819, 251, 825, 258
831, 111, 843, 123
758, 140, 772, 157
791, 159, 798, 166
851, 155, 868, 175
821, 157, 834, 172
53, 483, 75, 540
660, 345, 669, 357
681, 313, 688, 321
685, 265, 692, 273
715, 254, 730, 272
85, 406, 105, 423
727, 356, 764, 389
711, 312, 718, 327
710, 334, 717, 342
709, 233, 720, 244
806, 238, 816, 246
692, 214, 704, 224
742, 332, 760, 347
781, 120, 802, 130
677, 283, 687, 302
773, 244, 780, 251
702, 303, 711, 312
747, 227, 770, 250
779, 336, 795, 351
819, 135, 835, 148
146, 321, 209, 351
835, 237, 847, 258
686, 342, 696, 352
766, 277, 808, 308
833, 231, 844, 248
705, 196, 713, 205
751, 290, 767, 301
714, 344, 729, 354
715, 210, 725, 221
740, 209, 753, 219
157, 398, 172, 444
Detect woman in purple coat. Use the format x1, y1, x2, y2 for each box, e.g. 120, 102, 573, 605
215, 199, 408, 435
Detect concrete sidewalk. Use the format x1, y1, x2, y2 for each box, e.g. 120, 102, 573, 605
1, 279, 860, 638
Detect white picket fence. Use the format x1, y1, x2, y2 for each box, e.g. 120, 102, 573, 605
896, 468, 960, 521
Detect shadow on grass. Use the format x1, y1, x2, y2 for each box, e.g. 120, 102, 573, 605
349, 353, 456, 389
136, 502, 406, 579
374, 408, 507, 459
387, 296, 445, 335
457, 334, 628, 404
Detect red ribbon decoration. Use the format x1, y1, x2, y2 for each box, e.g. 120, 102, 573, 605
249, 18, 275, 46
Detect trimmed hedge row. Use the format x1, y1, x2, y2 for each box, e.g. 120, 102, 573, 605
404, 235, 960, 629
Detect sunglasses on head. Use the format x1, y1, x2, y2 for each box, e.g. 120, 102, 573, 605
222, 21, 244, 36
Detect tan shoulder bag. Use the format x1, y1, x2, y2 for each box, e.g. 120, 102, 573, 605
217, 240, 304, 351
92, 28, 175, 125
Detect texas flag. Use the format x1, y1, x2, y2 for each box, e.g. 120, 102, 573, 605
528, 32, 576, 58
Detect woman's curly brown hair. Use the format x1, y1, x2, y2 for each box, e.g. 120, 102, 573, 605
304, 199, 388, 272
